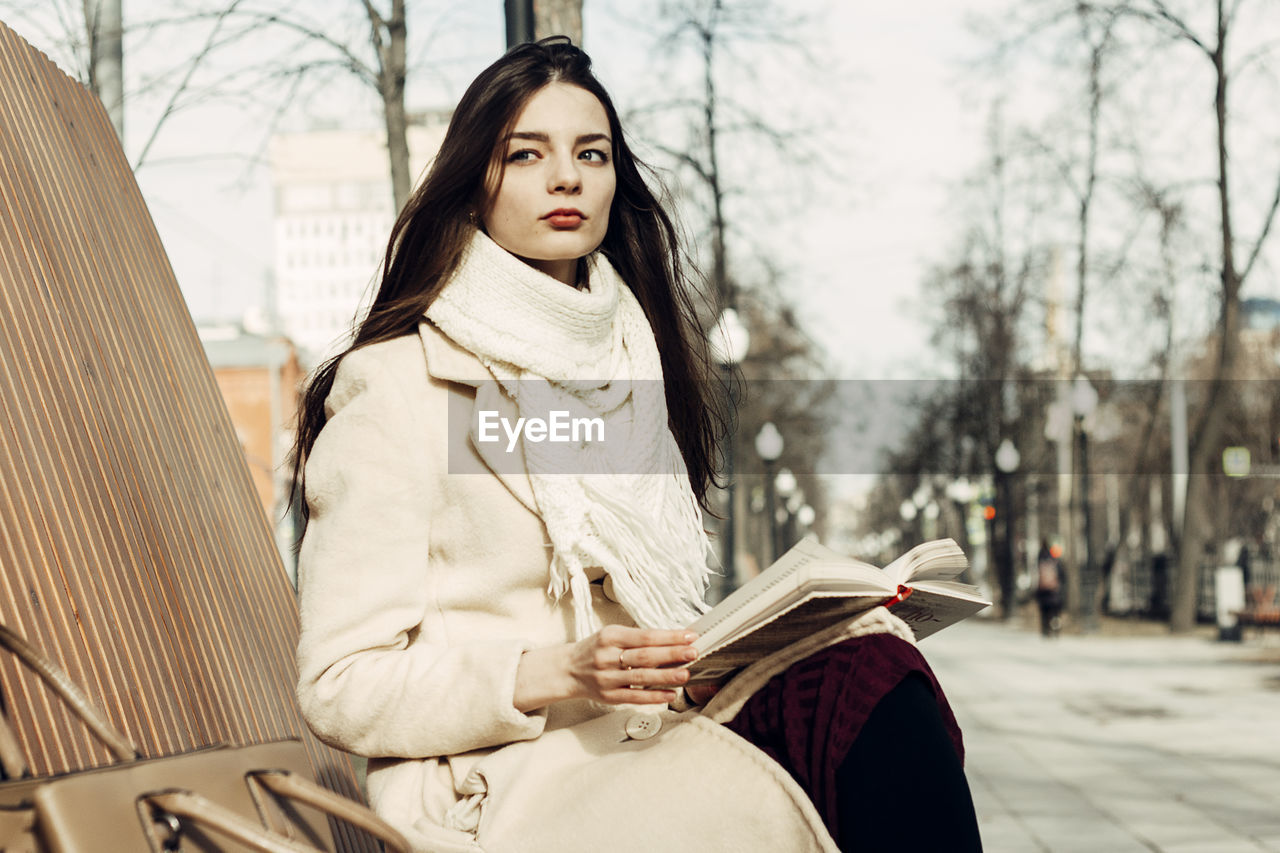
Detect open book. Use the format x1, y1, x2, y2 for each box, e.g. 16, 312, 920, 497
684, 538, 990, 684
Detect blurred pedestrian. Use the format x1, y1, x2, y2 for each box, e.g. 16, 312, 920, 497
1036, 540, 1065, 637
289, 37, 980, 853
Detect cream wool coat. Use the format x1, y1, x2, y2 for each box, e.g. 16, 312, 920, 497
296, 322, 916, 853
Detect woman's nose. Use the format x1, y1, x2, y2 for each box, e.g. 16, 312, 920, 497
548, 154, 582, 194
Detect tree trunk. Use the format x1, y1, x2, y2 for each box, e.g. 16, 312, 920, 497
1170, 6, 1239, 633
699, 4, 729, 312
372, 1, 410, 213
84, 0, 124, 140
1067, 7, 1108, 628
534, 0, 582, 43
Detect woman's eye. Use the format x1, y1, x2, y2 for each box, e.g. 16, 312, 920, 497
579, 149, 610, 163
507, 149, 538, 163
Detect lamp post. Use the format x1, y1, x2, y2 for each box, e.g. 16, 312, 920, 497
899, 496, 919, 548
755, 422, 784, 564
1072, 374, 1099, 631
775, 467, 797, 555
995, 438, 1021, 620
922, 500, 941, 541
784, 490, 804, 552
796, 504, 816, 533
709, 309, 750, 599
945, 477, 975, 543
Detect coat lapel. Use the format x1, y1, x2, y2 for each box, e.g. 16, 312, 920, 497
418, 321, 540, 517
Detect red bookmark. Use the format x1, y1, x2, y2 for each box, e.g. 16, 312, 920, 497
884, 585, 913, 607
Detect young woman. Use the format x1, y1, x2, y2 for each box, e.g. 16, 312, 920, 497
291, 37, 981, 853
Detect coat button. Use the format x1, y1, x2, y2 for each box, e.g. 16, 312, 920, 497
624, 713, 662, 740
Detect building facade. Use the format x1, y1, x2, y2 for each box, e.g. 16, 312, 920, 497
199, 325, 305, 577
268, 116, 450, 363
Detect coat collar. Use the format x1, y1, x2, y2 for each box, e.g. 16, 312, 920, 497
417, 319, 494, 386
417, 321, 540, 517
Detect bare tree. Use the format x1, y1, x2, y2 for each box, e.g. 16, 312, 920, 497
0, 0, 231, 146
51, 0, 444, 212
979, 0, 1280, 630
193, 1, 414, 211
618, 0, 839, 586
1104, 0, 1280, 631
919, 108, 1047, 618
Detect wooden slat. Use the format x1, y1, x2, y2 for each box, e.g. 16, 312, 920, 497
0, 21, 375, 852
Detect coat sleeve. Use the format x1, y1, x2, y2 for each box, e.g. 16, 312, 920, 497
295, 342, 548, 759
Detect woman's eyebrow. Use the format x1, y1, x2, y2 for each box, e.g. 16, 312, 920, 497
507, 131, 612, 146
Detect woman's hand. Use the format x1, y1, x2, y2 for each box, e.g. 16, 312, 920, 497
514, 624, 698, 712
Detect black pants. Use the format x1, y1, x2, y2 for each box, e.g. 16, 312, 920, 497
836, 674, 983, 852
1037, 599, 1062, 636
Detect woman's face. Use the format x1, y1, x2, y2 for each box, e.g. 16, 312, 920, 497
483, 82, 617, 286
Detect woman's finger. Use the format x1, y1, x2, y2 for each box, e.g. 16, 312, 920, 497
617, 644, 697, 670
603, 625, 697, 649
601, 666, 689, 690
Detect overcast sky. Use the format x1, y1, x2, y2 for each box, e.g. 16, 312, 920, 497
8, 0, 1276, 382
98, 1, 1006, 381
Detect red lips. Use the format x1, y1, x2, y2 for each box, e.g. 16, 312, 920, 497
543, 208, 585, 228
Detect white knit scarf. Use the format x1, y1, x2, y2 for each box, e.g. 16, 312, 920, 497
426, 231, 712, 639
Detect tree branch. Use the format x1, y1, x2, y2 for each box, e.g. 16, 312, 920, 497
359, 0, 385, 31
196, 8, 377, 83
645, 139, 713, 187
359, 0, 386, 74
1146, 0, 1213, 56
134, 0, 248, 171
1133, 0, 1214, 58
1238, 168, 1280, 287
1228, 36, 1280, 80
1017, 129, 1083, 204
1226, 0, 1248, 31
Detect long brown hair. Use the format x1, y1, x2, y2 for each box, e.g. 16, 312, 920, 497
289, 37, 724, 529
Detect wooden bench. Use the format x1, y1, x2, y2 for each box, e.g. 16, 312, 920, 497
1234, 585, 1280, 638
0, 19, 375, 852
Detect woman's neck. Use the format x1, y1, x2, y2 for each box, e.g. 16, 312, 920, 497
518, 255, 586, 289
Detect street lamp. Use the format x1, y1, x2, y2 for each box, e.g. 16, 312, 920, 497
783, 489, 805, 551
995, 438, 1021, 620
922, 500, 941, 540
899, 499, 918, 522
995, 438, 1021, 475
754, 422, 784, 564
775, 467, 797, 498
946, 478, 975, 503
945, 477, 975, 543
774, 467, 797, 553
709, 309, 750, 600
1072, 374, 1099, 631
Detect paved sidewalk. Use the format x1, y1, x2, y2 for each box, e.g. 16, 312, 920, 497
924, 619, 1280, 852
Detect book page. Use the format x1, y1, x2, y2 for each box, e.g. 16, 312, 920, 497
683, 537, 988, 684
891, 586, 990, 640
883, 538, 968, 585
688, 593, 886, 682
689, 537, 885, 650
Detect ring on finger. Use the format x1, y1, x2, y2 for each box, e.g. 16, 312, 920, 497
619, 648, 635, 670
